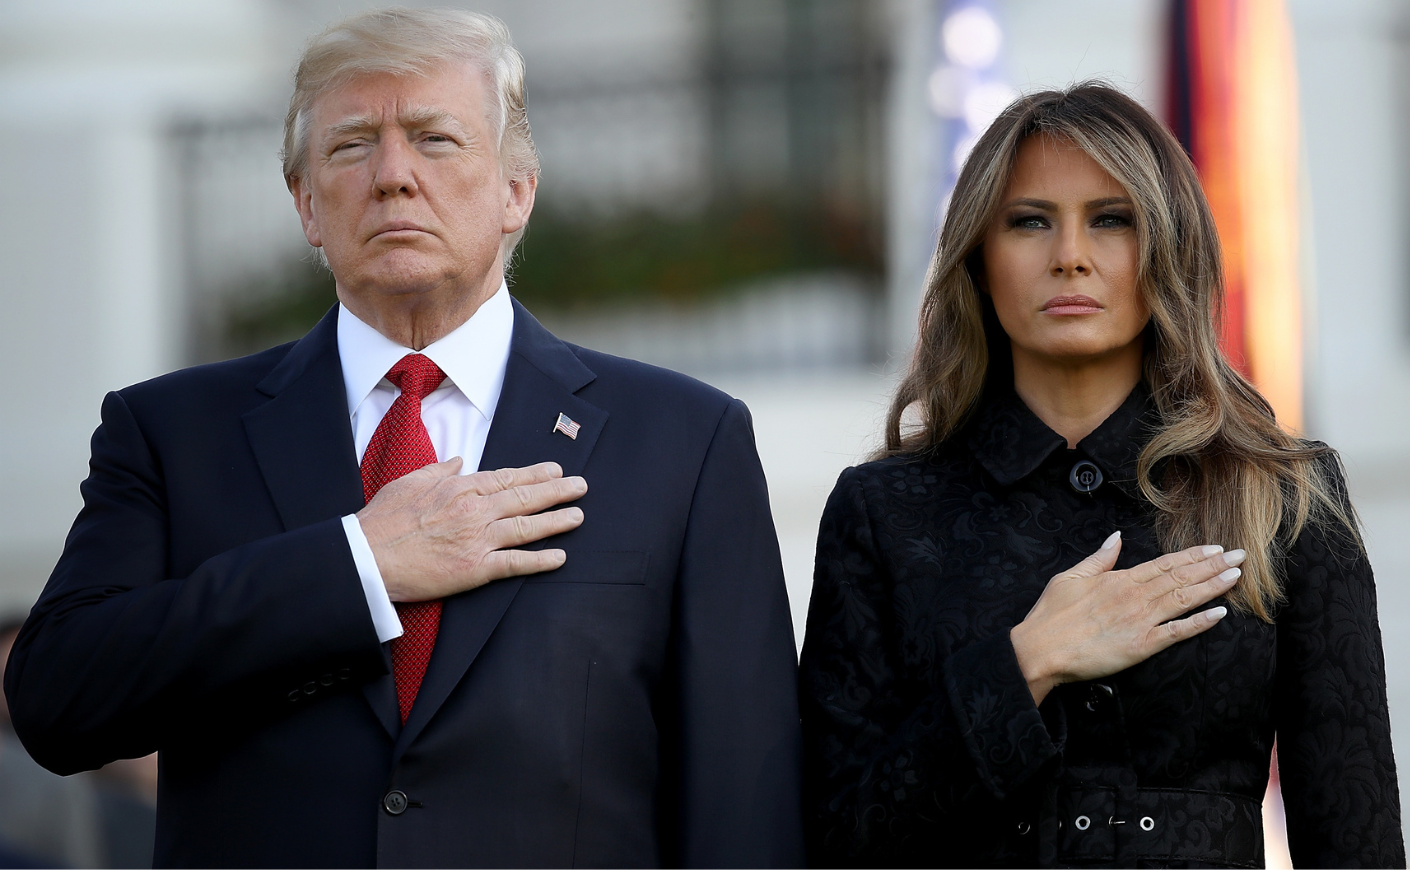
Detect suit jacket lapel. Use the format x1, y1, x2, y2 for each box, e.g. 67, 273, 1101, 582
393, 300, 608, 759
241, 307, 402, 739
242, 308, 364, 530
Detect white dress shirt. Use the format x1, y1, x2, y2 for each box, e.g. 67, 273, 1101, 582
337, 284, 515, 643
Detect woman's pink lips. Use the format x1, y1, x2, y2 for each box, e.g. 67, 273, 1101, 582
1042, 295, 1103, 315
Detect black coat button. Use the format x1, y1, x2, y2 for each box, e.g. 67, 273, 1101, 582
302, 681, 317, 695
320, 673, 335, 687
1069, 460, 1103, 493
383, 790, 409, 815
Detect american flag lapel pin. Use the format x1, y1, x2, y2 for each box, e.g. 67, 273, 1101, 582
553, 412, 581, 440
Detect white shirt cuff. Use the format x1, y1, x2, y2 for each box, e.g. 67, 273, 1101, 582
341, 514, 404, 643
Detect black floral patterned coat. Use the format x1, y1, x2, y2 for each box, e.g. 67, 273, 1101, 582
800, 383, 1404, 868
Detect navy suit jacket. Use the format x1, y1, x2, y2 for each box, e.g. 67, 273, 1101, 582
4, 302, 804, 868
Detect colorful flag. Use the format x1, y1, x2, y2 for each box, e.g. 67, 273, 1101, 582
1167, 0, 1303, 430
553, 413, 581, 440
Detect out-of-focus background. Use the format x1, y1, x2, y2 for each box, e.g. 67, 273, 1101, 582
0, 0, 1406, 865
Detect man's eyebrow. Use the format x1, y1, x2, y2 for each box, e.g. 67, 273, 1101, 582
323, 114, 379, 140
398, 106, 465, 133
320, 107, 467, 141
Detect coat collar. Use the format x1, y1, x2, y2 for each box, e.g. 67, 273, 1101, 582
965, 379, 1157, 494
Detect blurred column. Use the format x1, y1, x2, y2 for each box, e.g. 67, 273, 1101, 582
886, 0, 1012, 367
1288, 0, 1410, 458
884, 0, 939, 365
0, 0, 283, 610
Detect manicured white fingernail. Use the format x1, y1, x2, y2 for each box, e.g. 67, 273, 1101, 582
1101, 531, 1121, 550
1206, 606, 1228, 622
1218, 567, 1241, 584
1224, 549, 1246, 567
1201, 544, 1224, 557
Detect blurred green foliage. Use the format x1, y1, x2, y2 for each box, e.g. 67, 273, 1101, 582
510, 199, 882, 310
223, 266, 337, 357
220, 198, 882, 356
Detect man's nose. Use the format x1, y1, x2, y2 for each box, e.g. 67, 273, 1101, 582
372, 139, 419, 198
1049, 221, 1092, 277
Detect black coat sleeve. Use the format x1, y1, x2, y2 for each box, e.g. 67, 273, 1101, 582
1275, 456, 1405, 868
659, 398, 805, 868
3, 390, 386, 775
799, 467, 1062, 865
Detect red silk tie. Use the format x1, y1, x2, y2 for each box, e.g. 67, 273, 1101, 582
360, 353, 448, 724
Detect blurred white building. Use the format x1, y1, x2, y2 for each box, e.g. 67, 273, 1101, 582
0, 0, 288, 612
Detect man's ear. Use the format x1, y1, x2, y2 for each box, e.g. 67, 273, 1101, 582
289, 175, 322, 249
502, 173, 537, 235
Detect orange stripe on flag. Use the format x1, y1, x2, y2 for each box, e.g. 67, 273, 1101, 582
1183, 0, 1302, 430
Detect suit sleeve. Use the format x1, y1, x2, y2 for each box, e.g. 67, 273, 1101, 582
799, 467, 1062, 865
660, 398, 805, 868
3, 390, 387, 775
1275, 454, 1405, 867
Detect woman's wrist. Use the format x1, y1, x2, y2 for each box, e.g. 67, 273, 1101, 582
1010, 621, 1060, 706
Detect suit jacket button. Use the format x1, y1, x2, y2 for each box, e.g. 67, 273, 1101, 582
320, 673, 335, 687
338, 668, 351, 681
383, 790, 409, 816
303, 681, 318, 695
287, 690, 300, 703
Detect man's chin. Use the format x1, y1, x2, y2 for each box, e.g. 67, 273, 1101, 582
338, 256, 458, 299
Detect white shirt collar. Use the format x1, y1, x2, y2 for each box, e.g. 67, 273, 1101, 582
336, 282, 515, 421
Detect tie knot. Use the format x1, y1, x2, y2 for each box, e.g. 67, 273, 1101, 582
385, 353, 447, 401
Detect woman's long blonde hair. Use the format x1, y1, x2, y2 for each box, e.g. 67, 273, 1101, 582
883, 82, 1356, 620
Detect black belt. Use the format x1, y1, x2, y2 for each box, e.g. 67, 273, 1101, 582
1055, 786, 1263, 867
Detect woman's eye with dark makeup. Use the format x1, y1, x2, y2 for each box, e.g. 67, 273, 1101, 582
1093, 212, 1133, 229
1010, 213, 1048, 230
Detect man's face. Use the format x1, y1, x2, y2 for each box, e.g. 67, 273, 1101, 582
291, 62, 533, 313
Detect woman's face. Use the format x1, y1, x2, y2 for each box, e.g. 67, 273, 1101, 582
981, 134, 1149, 368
